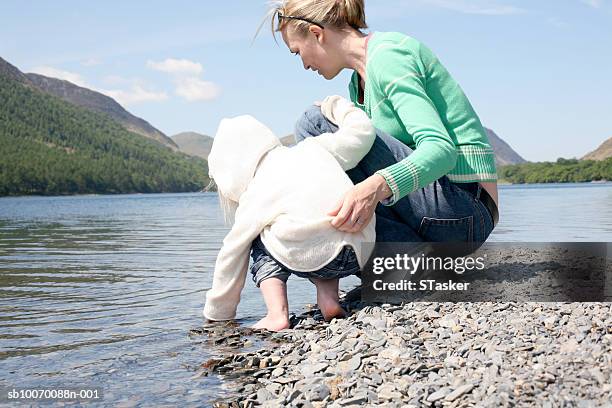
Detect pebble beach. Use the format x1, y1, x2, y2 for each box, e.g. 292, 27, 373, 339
194, 292, 611, 407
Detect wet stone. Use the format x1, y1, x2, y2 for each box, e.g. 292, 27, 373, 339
202, 297, 612, 408
256, 388, 274, 402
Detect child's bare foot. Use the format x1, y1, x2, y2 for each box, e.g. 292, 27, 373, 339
311, 278, 346, 321
318, 297, 346, 321
252, 314, 290, 331
254, 278, 290, 331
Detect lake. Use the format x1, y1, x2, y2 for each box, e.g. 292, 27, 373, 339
0, 183, 610, 405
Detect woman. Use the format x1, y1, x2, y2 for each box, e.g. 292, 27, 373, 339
267, 0, 499, 244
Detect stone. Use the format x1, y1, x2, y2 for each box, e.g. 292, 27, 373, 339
256, 388, 275, 402
426, 388, 448, 402
271, 367, 284, 377
305, 384, 330, 402
377, 384, 401, 401
302, 362, 328, 377
209, 301, 612, 408
444, 384, 474, 402
340, 355, 361, 373
559, 339, 579, 353
338, 392, 368, 406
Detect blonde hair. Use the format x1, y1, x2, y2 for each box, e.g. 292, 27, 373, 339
254, 0, 367, 43
217, 188, 239, 226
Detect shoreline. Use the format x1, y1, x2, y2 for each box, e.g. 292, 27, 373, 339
197, 244, 611, 407
1, 181, 611, 199
198, 294, 611, 407
0, 190, 211, 199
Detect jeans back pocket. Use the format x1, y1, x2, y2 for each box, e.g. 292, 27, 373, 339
417, 216, 474, 242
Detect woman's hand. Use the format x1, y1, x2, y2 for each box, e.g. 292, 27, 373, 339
328, 174, 392, 233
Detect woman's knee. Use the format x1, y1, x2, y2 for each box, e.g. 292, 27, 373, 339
294, 104, 338, 142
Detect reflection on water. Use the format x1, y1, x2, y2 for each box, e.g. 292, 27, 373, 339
492, 183, 612, 242
0, 184, 610, 405
0, 193, 290, 405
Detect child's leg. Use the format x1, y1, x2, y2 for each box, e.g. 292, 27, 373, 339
310, 277, 345, 321
252, 277, 290, 331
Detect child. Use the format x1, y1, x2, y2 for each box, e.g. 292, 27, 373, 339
203, 95, 376, 331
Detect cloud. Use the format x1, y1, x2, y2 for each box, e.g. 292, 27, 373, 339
580, 0, 603, 8
175, 77, 220, 101
31, 66, 167, 106
30, 59, 214, 106
415, 0, 527, 15
148, 58, 221, 102
147, 58, 203, 76
29, 66, 90, 87
99, 85, 168, 106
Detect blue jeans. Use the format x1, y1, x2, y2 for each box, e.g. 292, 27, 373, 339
250, 236, 360, 287
294, 105, 495, 243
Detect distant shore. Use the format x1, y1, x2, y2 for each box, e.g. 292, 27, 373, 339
0, 190, 208, 199
2, 180, 611, 199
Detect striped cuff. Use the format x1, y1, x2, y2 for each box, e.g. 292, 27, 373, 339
375, 159, 420, 206
448, 146, 498, 182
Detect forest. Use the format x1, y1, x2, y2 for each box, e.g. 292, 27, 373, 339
0, 77, 209, 196
498, 158, 612, 184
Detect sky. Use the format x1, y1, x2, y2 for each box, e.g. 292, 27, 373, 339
1, 0, 611, 162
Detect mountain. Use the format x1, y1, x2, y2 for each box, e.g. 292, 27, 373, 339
173, 132, 296, 159
484, 128, 527, 167
172, 132, 214, 159
280, 130, 525, 168
173, 128, 524, 169
25, 73, 178, 151
0, 56, 178, 151
280, 134, 295, 146
582, 137, 612, 161
0, 58, 208, 196
0, 56, 34, 85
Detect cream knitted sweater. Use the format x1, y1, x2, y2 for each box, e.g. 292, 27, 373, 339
203, 96, 376, 321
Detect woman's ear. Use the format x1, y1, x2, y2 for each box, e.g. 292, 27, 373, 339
309, 25, 324, 42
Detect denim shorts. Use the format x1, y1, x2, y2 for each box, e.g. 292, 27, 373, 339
250, 235, 360, 287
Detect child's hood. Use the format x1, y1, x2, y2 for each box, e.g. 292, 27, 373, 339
208, 115, 282, 201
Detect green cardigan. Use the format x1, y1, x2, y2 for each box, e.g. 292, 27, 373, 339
349, 32, 497, 205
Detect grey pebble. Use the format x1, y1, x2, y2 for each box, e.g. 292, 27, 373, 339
256, 388, 275, 402
444, 384, 474, 402
205, 297, 611, 408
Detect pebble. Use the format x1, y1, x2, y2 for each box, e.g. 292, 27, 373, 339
302, 362, 328, 377
335, 354, 361, 374
426, 388, 448, 402
444, 384, 474, 402
197, 290, 611, 407
256, 388, 274, 402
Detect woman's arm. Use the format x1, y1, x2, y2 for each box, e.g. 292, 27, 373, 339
371, 46, 457, 205
327, 173, 391, 232
330, 44, 458, 232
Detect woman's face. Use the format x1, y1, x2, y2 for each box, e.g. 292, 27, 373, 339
281, 25, 341, 80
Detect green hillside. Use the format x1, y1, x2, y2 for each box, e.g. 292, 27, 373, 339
0, 75, 209, 196
498, 158, 612, 184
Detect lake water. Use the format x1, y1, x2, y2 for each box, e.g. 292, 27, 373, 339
0, 183, 610, 405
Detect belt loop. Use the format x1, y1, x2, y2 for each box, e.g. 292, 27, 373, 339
475, 183, 482, 201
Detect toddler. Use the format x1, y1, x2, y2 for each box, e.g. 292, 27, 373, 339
203, 96, 376, 331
